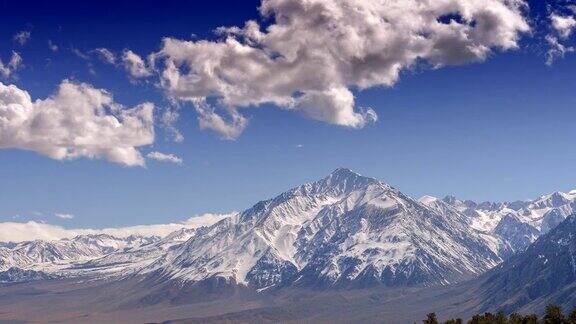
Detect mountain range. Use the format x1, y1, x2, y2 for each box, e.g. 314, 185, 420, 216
1, 168, 575, 323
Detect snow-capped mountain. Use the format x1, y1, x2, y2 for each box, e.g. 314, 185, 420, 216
423, 189, 576, 252
0, 234, 159, 272
475, 214, 576, 313
1, 169, 573, 292
121, 168, 506, 289
70, 228, 198, 277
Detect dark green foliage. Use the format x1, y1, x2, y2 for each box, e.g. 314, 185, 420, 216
509, 313, 538, 324
468, 312, 507, 324
508, 313, 522, 324
525, 314, 540, 324
544, 304, 566, 324
495, 311, 508, 324
422, 304, 576, 324
423, 312, 439, 324
569, 308, 576, 324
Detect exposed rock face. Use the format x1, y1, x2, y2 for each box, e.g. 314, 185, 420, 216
0, 267, 56, 283
435, 190, 576, 253
493, 215, 539, 252
476, 214, 576, 313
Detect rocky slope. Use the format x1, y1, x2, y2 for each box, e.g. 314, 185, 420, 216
474, 214, 576, 313
427, 189, 576, 252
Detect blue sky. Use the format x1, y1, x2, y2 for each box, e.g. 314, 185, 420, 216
1, 0, 576, 228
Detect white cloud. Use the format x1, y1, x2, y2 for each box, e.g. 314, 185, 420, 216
122, 49, 152, 78
13, 31, 31, 46
193, 97, 248, 140
182, 212, 233, 227
0, 212, 234, 242
71, 47, 90, 60
551, 13, 576, 39
545, 35, 574, 65
160, 107, 184, 142
151, 0, 529, 139
48, 40, 59, 52
0, 52, 22, 78
546, 12, 576, 65
0, 80, 155, 166
55, 213, 75, 220
93, 48, 117, 64
147, 151, 183, 164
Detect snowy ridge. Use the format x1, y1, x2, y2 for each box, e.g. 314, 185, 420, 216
69, 228, 199, 277
422, 189, 576, 252
0, 234, 159, 273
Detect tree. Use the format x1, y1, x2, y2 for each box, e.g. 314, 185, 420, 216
420, 303, 568, 324
423, 312, 439, 324
568, 307, 576, 324
468, 312, 497, 324
495, 311, 507, 324
509, 313, 523, 324
510, 313, 539, 324
544, 304, 566, 324
524, 314, 540, 324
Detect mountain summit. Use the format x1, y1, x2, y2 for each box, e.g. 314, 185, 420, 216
325, 167, 374, 184
296, 168, 382, 198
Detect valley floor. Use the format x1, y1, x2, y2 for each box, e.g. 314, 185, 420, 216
0, 277, 488, 323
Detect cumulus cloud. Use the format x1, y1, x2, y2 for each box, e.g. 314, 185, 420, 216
55, 213, 75, 220
551, 13, 576, 39
122, 50, 152, 78
0, 52, 22, 78
93, 48, 117, 64
13, 31, 31, 45
151, 0, 529, 139
0, 212, 234, 242
0, 80, 155, 166
147, 151, 183, 164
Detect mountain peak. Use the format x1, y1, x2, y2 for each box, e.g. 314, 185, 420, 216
330, 167, 360, 177
286, 168, 384, 199
300, 167, 385, 197
324, 168, 380, 187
